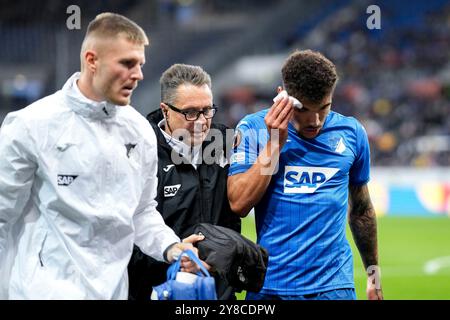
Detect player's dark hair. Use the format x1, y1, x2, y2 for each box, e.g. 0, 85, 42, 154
282, 49, 338, 103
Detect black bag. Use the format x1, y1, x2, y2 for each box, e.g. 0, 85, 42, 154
193, 223, 269, 293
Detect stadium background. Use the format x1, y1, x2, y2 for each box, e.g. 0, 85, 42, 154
0, 0, 449, 299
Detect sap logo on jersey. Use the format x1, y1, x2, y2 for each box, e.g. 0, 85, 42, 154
57, 174, 78, 186
284, 166, 339, 193
164, 184, 181, 197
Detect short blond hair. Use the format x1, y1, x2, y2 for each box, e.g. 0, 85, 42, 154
84, 12, 148, 45
80, 13, 148, 71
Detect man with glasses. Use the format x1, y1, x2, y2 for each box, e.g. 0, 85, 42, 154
128, 64, 241, 300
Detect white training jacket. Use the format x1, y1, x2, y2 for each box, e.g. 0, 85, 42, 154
0, 73, 180, 299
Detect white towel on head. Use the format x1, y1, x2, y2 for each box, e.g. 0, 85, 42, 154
273, 90, 302, 109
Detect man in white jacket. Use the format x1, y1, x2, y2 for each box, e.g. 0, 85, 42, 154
0, 13, 202, 299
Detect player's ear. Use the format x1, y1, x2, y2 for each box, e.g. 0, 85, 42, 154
84, 50, 98, 73
160, 103, 169, 118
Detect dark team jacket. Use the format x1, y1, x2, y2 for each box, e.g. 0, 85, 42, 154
127, 109, 241, 300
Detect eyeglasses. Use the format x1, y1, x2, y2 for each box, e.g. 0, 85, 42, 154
164, 102, 217, 121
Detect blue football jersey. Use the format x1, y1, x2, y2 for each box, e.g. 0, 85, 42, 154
229, 109, 370, 295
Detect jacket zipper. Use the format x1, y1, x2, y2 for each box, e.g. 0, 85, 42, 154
195, 167, 205, 222
38, 233, 48, 267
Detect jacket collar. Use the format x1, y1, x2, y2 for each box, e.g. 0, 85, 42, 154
62, 72, 118, 120
154, 117, 202, 168
146, 109, 229, 168
147, 109, 175, 152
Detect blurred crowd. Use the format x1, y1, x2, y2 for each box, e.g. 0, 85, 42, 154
218, 2, 450, 167
1, 1, 449, 167
0, 0, 139, 26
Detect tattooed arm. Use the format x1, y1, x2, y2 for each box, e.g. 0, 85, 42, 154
348, 183, 383, 300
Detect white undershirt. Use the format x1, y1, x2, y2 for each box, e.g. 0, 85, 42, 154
158, 119, 202, 169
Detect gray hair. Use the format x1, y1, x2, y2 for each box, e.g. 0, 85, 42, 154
160, 64, 212, 104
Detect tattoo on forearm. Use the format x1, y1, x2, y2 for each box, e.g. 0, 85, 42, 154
349, 184, 379, 269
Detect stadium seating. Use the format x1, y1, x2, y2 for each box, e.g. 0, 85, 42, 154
1, 0, 448, 166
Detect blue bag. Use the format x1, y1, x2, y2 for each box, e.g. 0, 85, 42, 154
151, 249, 217, 300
